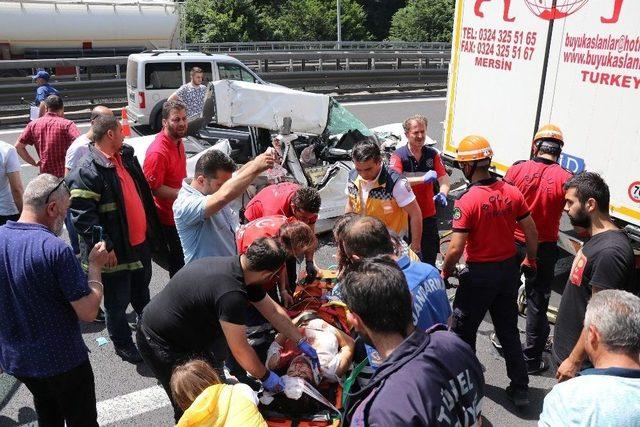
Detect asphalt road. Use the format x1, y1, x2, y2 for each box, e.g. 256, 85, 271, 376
0, 97, 568, 426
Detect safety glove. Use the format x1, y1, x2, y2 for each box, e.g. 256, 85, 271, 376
297, 338, 320, 369
262, 370, 285, 393
433, 192, 448, 207
305, 259, 318, 283
423, 170, 438, 184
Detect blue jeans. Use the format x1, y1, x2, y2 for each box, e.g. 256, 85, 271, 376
64, 211, 80, 255
103, 242, 151, 348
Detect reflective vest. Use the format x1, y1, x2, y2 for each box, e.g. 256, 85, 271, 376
347, 166, 408, 235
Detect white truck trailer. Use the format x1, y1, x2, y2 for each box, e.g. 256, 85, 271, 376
443, 0, 639, 263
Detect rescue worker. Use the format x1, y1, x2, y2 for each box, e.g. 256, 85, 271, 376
389, 115, 451, 265
441, 135, 538, 407
345, 140, 423, 255
503, 124, 573, 374
243, 182, 321, 284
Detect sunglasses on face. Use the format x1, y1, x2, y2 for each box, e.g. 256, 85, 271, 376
45, 179, 70, 204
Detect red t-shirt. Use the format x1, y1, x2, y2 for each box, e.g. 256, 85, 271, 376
452, 178, 530, 262
236, 215, 290, 290
18, 113, 80, 178
143, 132, 186, 226
244, 182, 304, 222
389, 145, 446, 218
504, 158, 573, 243
236, 215, 289, 254
110, 152, 147, 246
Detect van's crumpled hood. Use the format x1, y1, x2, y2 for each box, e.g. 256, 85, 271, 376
204, 80, 331, 135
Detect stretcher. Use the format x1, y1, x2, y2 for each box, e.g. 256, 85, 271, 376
259, 270, 347, 427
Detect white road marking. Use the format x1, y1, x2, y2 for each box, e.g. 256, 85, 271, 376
343, 97, 445, 106
18, 385, 170, 427
0, 122, 91, 136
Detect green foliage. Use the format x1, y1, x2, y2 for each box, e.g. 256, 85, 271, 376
388, 0, 454, 42
183, 0, 453, 43
184, 0, 264, 43
259, 0, 372, 41
355, 0, 405, 40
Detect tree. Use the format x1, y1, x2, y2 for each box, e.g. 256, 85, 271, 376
356, 0, 405, 40
259, 0, 373, 41
184, 0, 265, 43
388, 0, 454, 42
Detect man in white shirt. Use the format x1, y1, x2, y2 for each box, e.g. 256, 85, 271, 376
540, 290, 640, 426
168, 67, 207, 120
65, 106, 114, 175
0, 140, 23, 225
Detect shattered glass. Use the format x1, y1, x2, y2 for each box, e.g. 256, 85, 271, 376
325, 99, 372, 137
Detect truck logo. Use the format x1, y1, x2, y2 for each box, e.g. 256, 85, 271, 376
474, 0, 624, 23
559, 153, 585, 173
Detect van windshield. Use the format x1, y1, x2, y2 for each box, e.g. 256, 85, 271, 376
126, 59, 138, 89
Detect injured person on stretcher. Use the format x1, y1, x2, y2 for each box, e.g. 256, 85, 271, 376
266, 311, 355, 383
261, 311, 354, 420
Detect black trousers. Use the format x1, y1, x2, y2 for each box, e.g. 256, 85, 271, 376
15, 360, 98, 427
103, 241, 152, 348
162, 224, 185, 277
451, 257, 529, 390
516, 241, 558, 367
405, 216, 440, 266
136, 325, 227, 422
420, 216, 440, 266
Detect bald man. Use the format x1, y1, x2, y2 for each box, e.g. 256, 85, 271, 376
65, 106, 114, 175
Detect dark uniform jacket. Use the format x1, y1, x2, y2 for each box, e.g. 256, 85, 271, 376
66, 144, 169, 273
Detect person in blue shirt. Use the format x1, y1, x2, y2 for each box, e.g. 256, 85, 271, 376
173, 149, 275, 264
33, 70, 60, 117
0, 173, 108, 426
341, 215, 452, 331
340, 215, 452, 372
540, 290, 640, 426
341, 257, 484, 426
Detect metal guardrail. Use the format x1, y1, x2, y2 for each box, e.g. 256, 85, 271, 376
0, 69, 448, 106
188, 41, 452, 52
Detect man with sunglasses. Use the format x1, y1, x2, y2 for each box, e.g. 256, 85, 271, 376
244, 182, 322, 283
66, 115, 166, 364
0, 174, 109, 426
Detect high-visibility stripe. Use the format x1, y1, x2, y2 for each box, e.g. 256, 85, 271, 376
70, 189, 101, 201
82, 260, 143, 273
98, 202, 118, 213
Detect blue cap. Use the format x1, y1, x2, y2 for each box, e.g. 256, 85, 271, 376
32, 70, 50, 81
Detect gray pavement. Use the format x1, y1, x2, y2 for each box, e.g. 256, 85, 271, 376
0, 97, 567, 426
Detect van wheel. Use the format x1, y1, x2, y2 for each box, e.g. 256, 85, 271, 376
151, 110, 163, 133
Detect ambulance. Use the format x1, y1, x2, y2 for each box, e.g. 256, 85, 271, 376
443, 0, 640, 262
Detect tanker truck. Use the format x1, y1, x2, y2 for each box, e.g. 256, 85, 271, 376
0, 0, 181, 74
442, 0, 640, 269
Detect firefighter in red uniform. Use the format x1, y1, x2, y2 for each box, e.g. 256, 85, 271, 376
441, 135, 538, 407
503, 124, 573, 375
